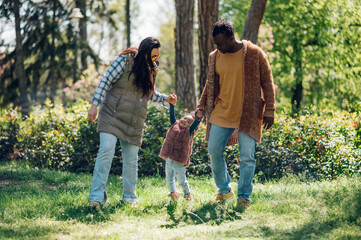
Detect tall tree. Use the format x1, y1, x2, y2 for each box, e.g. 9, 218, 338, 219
242, 0, 267, 44
265, 0, 361, 112
89, 0, 137, 61
125, 0, 131, 48
197, 0, 218, 95
157, 17, 176, 94
174, 0, 197, 110
14, 0, 28, 115
0, 1, 82, 107
76, 0, 88, 71
219, 0, 252, 34
0, 0, 118, 108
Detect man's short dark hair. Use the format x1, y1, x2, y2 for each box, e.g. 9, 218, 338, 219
212, 20, 235, 37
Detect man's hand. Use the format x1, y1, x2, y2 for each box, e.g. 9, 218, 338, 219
195, 108, 205, 121
167, 94, 177, 106
263, 117, 274, 130
88, 104, 98, 124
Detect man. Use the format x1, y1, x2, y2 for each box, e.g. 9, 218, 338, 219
197, 20, 275, 209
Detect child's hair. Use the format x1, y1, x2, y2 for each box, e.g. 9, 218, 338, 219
183, 113, 195, 120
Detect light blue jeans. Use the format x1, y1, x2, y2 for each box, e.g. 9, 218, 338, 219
89, 132, 140, 205
165, 159, 190, 195
208, 124, 256, 202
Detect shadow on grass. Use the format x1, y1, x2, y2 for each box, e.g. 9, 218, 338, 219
57, 202, 124, 223
57, 201, 168, 223
162, 201, 243, 229
0, 225, 55, 239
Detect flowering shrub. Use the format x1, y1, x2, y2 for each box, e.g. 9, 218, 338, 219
1, 102, 360, 180
61, 65, 103, 104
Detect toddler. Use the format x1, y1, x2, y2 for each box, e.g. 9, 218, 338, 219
159, 102, 203, 201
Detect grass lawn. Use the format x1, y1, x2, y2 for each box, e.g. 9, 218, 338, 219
0, 161, 360, 240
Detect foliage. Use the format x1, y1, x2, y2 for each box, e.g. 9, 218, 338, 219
0, 0, 132, 108
1, 0, 75, 107
1, 101, 360, 181
60, 64, 103, 105
156, 17, 176, 94
265, 0, 361, 112
355, 117, 361, 148
0, 108, 20, 161
14, 99, 97, 172
219, 0, 252, 38
138, 105, 170, 176
219, 0, 361, 113
89, 0, 140, 60
258, 107, 361, 181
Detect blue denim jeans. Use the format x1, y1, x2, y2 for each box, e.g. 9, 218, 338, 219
208, 124, 256, 202
89, 132, 140, 205
165, 158, 190, 195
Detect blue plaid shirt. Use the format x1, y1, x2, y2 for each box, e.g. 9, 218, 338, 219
92, 55, 168, 107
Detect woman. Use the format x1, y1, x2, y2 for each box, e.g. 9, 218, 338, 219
87, 37, 176, 207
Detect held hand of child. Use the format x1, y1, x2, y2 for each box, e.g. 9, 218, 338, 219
195, 108, 204, 121
167, 94, 177, 106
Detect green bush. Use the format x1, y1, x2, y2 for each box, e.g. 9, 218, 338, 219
138, 105, 170, 176
355, 117, 361, 148
0, 109, 20, 161
257, 108, 361, 180
16, 99, 94, 171
1, 101, 360, 181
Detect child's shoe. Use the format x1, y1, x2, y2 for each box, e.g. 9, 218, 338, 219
184, 194, 192, 201
168, 191, 180, 202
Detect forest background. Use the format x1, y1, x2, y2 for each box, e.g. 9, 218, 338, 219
0, 0, 361, 181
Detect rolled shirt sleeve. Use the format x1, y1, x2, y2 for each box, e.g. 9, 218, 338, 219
150, 90, 169, 108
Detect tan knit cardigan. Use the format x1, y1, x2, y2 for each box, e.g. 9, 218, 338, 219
197, 40, 275, 144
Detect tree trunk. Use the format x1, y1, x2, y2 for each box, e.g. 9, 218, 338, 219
174, 0, 197, 110
198, 0, 218, 96
126, 0, 131, 48
292, 81, 303, 113
242, 0, 267, 44
48, 0, 57, 103
291, 37, 303, 113
77, 0, 87, 71
14, 0, 29, 115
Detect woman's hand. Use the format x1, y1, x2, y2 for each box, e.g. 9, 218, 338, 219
88, 104, 98, 124
167, 94, 177, 106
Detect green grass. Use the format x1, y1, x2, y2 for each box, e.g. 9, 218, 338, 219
0, 161, 360, 240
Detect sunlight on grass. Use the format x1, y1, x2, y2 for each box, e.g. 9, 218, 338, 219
1, 161, 360, 239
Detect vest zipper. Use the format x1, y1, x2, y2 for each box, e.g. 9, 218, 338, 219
113, 96, 122, 113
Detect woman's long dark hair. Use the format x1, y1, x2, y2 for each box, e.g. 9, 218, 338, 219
129, 37, 161, 97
